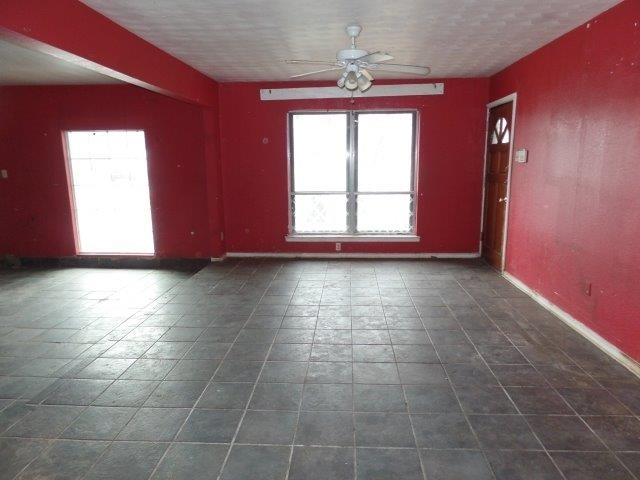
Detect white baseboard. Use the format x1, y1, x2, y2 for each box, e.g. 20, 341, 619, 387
223, 252, 480, 259
503, 271, 640, 379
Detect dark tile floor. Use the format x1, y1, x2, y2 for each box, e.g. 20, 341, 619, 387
0, 259, 639, 479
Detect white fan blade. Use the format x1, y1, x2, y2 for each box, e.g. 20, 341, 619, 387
369, 63, 431, 76
290, 67, 345, 79
356, 51, 394, 63
286, 59, 341, 66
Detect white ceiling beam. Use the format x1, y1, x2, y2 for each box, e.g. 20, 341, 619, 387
260, 83, 444, 101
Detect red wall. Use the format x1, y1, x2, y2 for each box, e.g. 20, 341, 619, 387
0, 85, 224, 258
219, 79, 489, 254
490, 0, 640, 359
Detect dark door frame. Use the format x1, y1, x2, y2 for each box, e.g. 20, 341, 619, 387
480, 93, 517, 272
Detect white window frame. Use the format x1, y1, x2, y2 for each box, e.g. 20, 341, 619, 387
286, 110, 420, 243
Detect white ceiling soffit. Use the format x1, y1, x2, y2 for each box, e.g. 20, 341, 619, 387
80, 0, 620, 82
0, 39, 119, 86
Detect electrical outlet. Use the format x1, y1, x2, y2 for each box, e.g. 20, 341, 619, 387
335, 242, 341, 252
0, 169, 7, 179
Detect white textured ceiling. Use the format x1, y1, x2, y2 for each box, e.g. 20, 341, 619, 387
80, 0, 619, 82
0, 39, 119, 86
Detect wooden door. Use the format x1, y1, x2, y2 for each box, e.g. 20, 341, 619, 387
482, 102, 513, 269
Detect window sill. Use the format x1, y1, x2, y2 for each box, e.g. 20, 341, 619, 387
76, 253, 155, 257
285, 234, 420, 243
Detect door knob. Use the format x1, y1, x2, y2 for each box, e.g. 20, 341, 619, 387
498, 197, 508, 203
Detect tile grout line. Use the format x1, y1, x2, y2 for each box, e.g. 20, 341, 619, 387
81, 262, 243, 480
2, 261, 640, 479
212, 260, 288, 480
411, 267, 500, 480
499, 292, 640, 477
9, 270, 198, 480
487, 299, 640, 479
453, 275, 572, 480
0, 434, 633, 452
395, 266, 431, 480
283, 262, 323, 480
463, 274, 640, 480
352, 263, 359, 480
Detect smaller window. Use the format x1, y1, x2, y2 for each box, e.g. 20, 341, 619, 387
491, 117, 510, 144
66, 130, 155, 254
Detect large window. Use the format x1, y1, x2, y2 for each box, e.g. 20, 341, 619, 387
66, 130, 155, 254
288, 111, 417, 237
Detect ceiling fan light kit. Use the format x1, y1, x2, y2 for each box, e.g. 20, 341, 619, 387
345, 73, 358, 90
285, 24, 431, 94
356, 74, 369, 92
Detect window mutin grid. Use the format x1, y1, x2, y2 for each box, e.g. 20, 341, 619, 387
288, 110, 418, 236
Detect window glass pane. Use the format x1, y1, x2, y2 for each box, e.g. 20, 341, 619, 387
292, 114, 347, 192
294, 194, 347, 233
357, 113, 414, 192
502, 128, 510, 144
357, 194, 412, 233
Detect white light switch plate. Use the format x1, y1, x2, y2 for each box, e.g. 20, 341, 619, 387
514, 149, 528, 163
0, 169, 8, 179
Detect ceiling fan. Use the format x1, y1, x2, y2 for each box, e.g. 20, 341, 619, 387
285, 24, 431, 93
